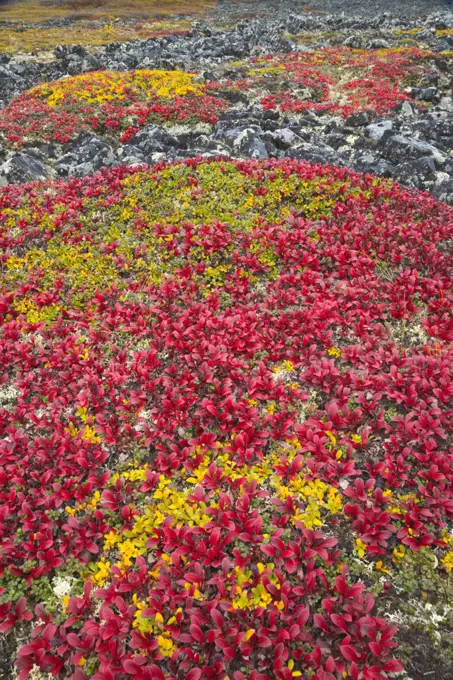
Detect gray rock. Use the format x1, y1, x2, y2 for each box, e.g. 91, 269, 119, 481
433, 117, 453, 137
326, 133, 348, 150
343, 35, 363, 48
432, 176, 453, 203
366, 38, 390, 48
9, 63, 27, 76
55, 133, 115, 177
410, 87, 440, 102
115, 145, 146, 165
193, 135, 229, 154
215, 123, 262, 146
232, 128, 269, 158
353, 154, 393, 177
128, 124, 178, 155
394, 157, 437, 187
365, 120, 394, 141
67, 58, 83, 76
269, 128, 303, 149
345, 111, 370, 127
438, 135, 453, 150
399, 100, 417, 117
80, 55, 102, 72
54, 45, 68, 59
0, 65, 15, 81
415, 28, 434, 41
69, 44, 86, 57
285, 142, 344, 166
410, 120, 434, 138
383, 135, 446, 166
0, 152, 55, 185
22, 144, 57, 161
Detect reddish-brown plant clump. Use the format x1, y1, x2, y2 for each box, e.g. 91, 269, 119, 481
0, 158, 452, 679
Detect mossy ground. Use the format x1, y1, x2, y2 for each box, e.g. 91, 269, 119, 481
0, 18, 192, 53
0, 0, 213, 53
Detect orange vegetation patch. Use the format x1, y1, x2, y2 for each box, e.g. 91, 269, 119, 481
0, 0, 214, 24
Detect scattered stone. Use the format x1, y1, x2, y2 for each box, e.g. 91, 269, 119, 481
0, 152, 55, 185
232, 127, 269, 159
269, 128, 303, 149
55, 134, 115, 177
343, 35, 363, 48
383, 135, 446, 167
366, 38, 390, 48
345, 111, 370, 127
432, 175, 453, 203
114, 145, 146, 166
285, 142, 344, 166
54, 45, 68, 59
365, 120, 393, 141
410, 87, 440, 103
400, 100, 417, 117
394, 157, 437, 187
127, 125, 179, 155
1, 6, 453, 203
353, 154, 394, 177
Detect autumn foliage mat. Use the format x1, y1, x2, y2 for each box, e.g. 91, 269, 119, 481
0, 158, 452, 679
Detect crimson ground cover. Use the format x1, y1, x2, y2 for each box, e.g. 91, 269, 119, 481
0, 158, 452, 679
0, 69, 229, 147
208, 47, 438, 117
0, 47, 443, 151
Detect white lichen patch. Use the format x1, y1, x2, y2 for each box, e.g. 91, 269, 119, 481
298, 388, 318, 424
166, 122, 212, 135
271, 367, 294, 383
405, 321, 429, 346
386, 317, 429, 348
395, 672, 415, 680
52, 575, 74, 599
386, 599, 452, 645
133, 408, 152, 432
0, 383, 19, 409
13, 666, 54, 680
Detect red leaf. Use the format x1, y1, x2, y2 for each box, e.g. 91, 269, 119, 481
122, 660, 140, 675
67, 633, 81, 648
190, 624, 204, 644
149, 666, 166, 680
330, 614, 349, 632
260, 545, 276, 557
211, 608, 224, 628
384, 660, 404, 673
313, 614, 329, 632
368, 642, 382, 656
72, 670, 88, 680
186, 671, 202, 680
18, 643, 35, 656
340, 645, 361, 662
257, 635, 272, 648
289, 624, 300, 639
297, 606, 310, 626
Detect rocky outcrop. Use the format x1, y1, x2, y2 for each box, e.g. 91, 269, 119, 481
2, 8, 453, 201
